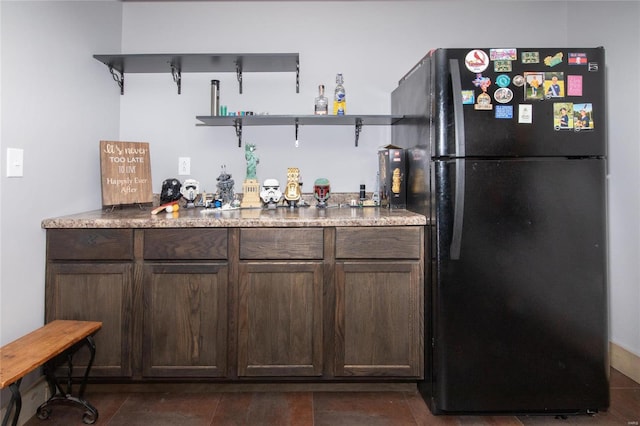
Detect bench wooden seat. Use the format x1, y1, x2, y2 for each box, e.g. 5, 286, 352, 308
0, 320, 102, 426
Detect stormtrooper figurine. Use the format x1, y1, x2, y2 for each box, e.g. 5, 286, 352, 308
260, 178, 282, 209
180, 179, 200, 208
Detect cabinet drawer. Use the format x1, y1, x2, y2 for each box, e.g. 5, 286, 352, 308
240, 228, 323, 260
144, 229, 227, 260
47, 229, 133, 260
336, 227, 421, 259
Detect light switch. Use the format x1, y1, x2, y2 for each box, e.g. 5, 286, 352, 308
6, 148, 24, 177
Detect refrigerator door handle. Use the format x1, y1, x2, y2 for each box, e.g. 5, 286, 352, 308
449, 59, 465, 260
450, 159, 465, 260
449, 59, 466, 157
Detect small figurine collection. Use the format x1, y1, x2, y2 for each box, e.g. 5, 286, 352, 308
152, 142, 380, 215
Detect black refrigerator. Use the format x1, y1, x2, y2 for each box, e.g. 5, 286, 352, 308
391, 47, 609, 415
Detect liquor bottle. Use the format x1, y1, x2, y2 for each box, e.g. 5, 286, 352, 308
314, 84, 328, 115
333, 73, 346, 115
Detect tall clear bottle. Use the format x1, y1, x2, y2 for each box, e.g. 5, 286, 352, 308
333, 73, 346, 115
314, 84, 328, 115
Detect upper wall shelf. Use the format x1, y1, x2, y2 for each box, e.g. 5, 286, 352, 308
196, 115, 405, 147
93, 53, 300, 95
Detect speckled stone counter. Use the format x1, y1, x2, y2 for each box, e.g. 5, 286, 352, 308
41, 205, 427, 228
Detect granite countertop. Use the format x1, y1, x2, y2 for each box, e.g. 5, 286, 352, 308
42, 205, 427, 229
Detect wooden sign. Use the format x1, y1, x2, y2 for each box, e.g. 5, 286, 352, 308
100, 140, 153, 206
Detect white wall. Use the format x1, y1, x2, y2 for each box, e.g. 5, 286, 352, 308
0, 0, 638, 406
0, 1, 122, 405
565, 2, 640, 365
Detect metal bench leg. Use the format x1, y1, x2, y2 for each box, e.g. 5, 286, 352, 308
1, 379, 22, 426
36, 335, 99, 425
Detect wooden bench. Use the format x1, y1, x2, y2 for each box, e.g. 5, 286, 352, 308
0, 320, 102, 426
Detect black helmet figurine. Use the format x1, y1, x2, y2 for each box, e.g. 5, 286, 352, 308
160, 178, 182, 204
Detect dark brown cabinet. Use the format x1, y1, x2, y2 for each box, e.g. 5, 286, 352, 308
45, 229, 134, 377
334, 227, 424, 378
45, 224, 423, 382
237, 228, 324, 377
142, 229, 229, 377
142, 263, 228, 378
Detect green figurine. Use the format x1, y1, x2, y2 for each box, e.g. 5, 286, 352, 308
245, 143, 259, 180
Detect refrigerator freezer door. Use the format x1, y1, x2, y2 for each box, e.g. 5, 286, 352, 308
432, 47, 606, 158
432, 157, 609, 413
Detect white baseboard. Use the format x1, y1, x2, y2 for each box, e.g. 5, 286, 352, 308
0, 379, 48, 426
610, 341, 640, 384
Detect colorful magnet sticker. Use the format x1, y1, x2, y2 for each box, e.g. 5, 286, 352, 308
518, 104, 533, 124
465, 50, 490, 73
462, 90, 475, 105
544, 52, 564, 67
573, 103, 594, 131
472, 74, 492, 92
475, 92, 493, 110
495, 105, 513, 119
494, 87, 514, 104
543, 72, 565, 98
494, 60, 512, 72
521, 51, 539, 64
567, 75, 583, 96
568, 53, 587, 65
490, 49, 517, 61
496, 74, 511, 88
553, 102, 574, 130
512, 75, 525, 87
524, 72, 545, 101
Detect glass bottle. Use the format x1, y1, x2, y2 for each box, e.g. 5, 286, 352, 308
314, 84, 328, 115
333, 73, 346, 115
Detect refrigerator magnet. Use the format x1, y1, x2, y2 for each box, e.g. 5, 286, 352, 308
573, 103, 594, 131
494, 60, 512, 72
518, 104, 533, 123
568, 53, 587, 65
494, 88, 514, 104
553, 102, 574, 130
495, 105, 513, 119
461, 90, 475, 105
496, 74, 511, 88
512, 75, 525, 87
543, 72, 565, 98
521, 51, 540, 64
524, 72, 545, 101
465, 50, 490, 73
544, 52, 564, 67
490, 48, 517, 61
472, 74, 492, 92
566, 75, 583, 96
474, 92, 493, 110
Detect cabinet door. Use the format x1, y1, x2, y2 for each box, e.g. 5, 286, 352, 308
46, 262, 133, 377
142, 263, 228, 377
238, 262, 323, 377
335, 261, 423, 377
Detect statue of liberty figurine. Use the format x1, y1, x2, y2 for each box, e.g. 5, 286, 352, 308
245, 143, 259, 180
241, 143, 262, 208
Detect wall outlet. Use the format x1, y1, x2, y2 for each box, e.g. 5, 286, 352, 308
178, 157, 191, 175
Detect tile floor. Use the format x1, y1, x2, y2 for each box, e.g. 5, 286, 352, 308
23, 368, 639, 426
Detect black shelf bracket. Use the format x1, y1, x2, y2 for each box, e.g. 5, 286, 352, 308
296, 59, 300, 93
234, 119, 243, 147
170, 64, 182, 95
236, 63, 243, 94
109, 66, 124, 95
294, 118, 299, 147
355, 118, 363, 147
